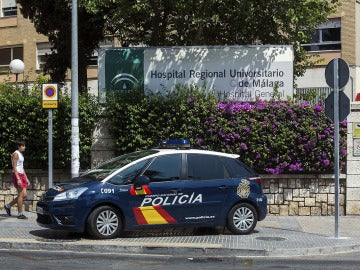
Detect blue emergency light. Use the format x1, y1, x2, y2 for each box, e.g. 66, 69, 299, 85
158, 139, 191, 149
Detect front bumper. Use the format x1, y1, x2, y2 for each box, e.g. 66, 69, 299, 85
36, 201, 87, 232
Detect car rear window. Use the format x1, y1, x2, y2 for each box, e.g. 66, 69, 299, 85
220, 157, 256, 178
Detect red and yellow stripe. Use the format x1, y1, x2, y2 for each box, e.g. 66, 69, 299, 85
130, 185, 152, 195
133, 205, 177, 225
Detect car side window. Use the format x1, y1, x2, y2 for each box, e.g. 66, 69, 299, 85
220, 157, 255, 178
142, 154, 181, 182
107, 159, 150, 185
187, 154, 227, 180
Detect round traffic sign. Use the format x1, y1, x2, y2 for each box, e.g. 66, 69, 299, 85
325, 58, 350, 89
44, 86, 56, 98
325, 91, 350, 122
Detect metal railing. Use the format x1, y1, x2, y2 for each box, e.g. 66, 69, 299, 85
295, 87, 332, 104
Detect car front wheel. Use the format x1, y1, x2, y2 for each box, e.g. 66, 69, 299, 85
86, 206, 122, 239
226, 203, 258, 234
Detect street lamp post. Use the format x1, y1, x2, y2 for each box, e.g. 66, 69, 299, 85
9, 59, 25, 85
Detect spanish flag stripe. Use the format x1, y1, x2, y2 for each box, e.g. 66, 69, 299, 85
153, 205, 177, 224
140, 206, 168, 224
130, 186, 136, 195
133, 207, 148, 225
142, 185, 152, 195
130, 185, 151, 195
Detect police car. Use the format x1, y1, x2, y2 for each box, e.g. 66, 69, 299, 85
36, 140, 267, 239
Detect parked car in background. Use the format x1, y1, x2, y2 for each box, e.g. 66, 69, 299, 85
36, 139, 267, 239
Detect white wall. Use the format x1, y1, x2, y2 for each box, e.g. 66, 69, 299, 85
295, 66, 358, 101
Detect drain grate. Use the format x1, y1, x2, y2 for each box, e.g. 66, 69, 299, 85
255, 236, 286, 241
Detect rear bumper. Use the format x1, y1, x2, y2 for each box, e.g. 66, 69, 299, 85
257, 194, 268, 221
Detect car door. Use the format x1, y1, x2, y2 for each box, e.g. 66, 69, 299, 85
126, 153, 185, 228
179, 153, 232, 225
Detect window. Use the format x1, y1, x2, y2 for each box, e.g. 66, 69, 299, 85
108, 159, 151, 185
0, 46, 23, 73
220, 157, 255, 178
143, 154, 181, 182
1, 0, 17, 17
187, 154, 227, 180
302, 19, 341, 52
89, 39, 114, 66
81, 150, 157, 181
36, 43, 52, 70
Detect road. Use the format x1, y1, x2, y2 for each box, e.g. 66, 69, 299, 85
1, 249, 360, 270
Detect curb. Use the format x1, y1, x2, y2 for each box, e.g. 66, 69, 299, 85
2, 212, 360, 257
2, 237, 360, 257
0, 238, 266, 256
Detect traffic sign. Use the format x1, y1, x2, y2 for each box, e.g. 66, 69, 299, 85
325, 91, 350, 122
42, 84, 58, 109
325, 58, 350, 89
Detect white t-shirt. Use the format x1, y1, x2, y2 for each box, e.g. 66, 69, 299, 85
12, 150, 25, 174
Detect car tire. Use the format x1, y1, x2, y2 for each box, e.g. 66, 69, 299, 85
86, 206, 122, 239
226, 203, 258, 234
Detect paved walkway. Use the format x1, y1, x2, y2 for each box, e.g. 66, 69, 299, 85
1, 210, 360, 257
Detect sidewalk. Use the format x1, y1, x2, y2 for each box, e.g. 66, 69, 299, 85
1, 210, 360, 257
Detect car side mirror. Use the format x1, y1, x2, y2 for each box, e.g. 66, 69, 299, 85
134, 175, 150, 190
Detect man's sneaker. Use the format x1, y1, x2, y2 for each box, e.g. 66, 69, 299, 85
17, 214, 28, 219
4, 204, 11, 216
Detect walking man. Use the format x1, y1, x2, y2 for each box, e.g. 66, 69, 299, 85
4, 139, 30, 219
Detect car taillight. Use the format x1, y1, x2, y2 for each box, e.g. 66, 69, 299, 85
249, 177, 262, 187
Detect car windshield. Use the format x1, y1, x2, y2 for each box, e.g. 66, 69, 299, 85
80, 150, 158, 180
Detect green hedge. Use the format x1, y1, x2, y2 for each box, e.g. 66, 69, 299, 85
105, 85, 218, 153
1, 80, 346, 175
0, 77, 100, 172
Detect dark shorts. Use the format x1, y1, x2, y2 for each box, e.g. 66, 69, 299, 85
12, 173, 28, 189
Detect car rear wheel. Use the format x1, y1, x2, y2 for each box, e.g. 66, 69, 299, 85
86, 206, 122, 239
226, 203, 258, 234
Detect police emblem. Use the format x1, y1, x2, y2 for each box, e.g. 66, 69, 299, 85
237, 179, 250, 198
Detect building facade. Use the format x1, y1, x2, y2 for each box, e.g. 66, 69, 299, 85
297, 0, 360, 102
0, 0, 48, 82
0, 1, 98, 92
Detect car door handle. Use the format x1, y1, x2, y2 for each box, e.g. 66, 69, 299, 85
170, 189, 181, 194
218, 185, 228, 190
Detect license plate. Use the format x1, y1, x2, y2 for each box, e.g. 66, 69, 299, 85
36, 206, 44, 215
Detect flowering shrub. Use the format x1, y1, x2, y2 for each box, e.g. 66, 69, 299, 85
106, 86, 347, 174
196, 99, 347, 174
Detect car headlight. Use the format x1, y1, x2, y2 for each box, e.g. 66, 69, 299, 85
53, 187, 88, 201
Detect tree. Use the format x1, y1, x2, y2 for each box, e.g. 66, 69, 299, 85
81, 0, 340, 77
18, 0, 108, 93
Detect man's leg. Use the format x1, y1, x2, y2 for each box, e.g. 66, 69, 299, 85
5, 196, 18, 216
16, 188, 28, 219
17, 187, 27, 213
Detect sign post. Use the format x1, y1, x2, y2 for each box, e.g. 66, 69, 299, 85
325, 58, 350, 238
333, 59, 340, 239
42, 84, 58, 188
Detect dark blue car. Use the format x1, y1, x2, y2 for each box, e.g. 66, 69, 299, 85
36, 140, 267, 239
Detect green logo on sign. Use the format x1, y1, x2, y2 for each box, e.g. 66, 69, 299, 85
105, 48, 144, 93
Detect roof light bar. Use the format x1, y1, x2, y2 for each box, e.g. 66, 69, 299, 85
158, 139, 191, 149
